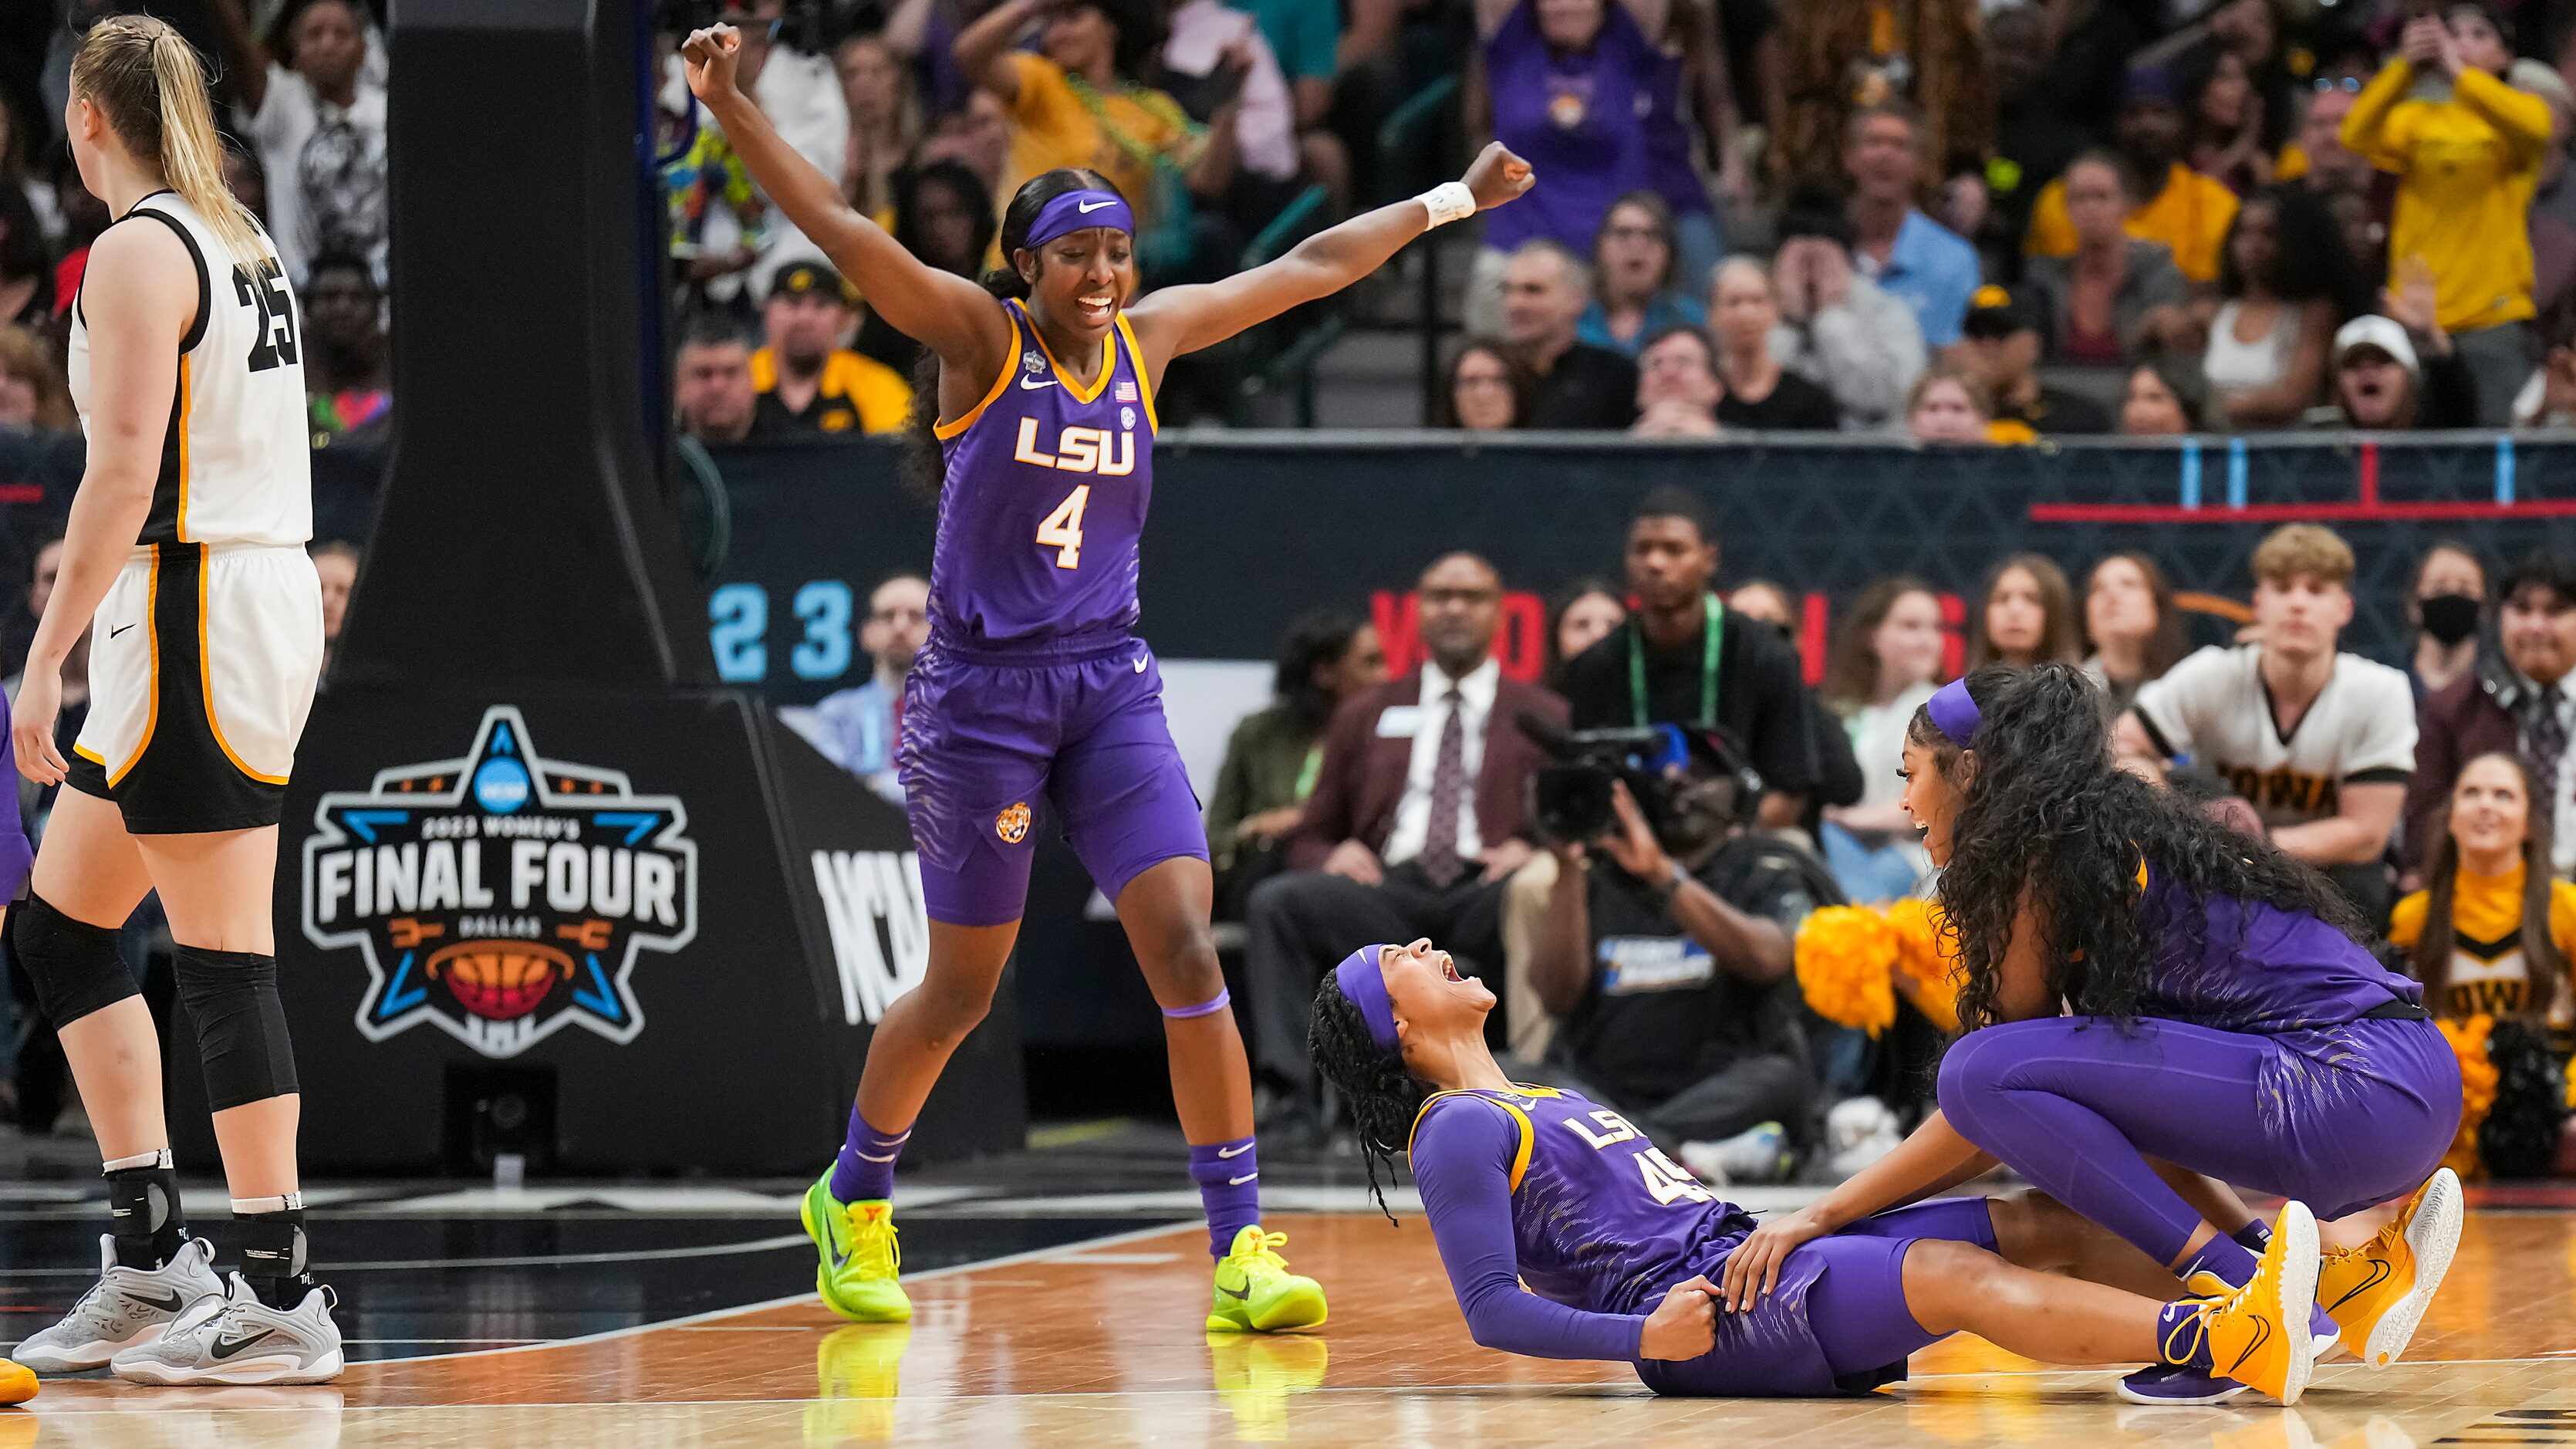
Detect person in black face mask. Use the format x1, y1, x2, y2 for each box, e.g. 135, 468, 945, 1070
2409, 542, 2490, 701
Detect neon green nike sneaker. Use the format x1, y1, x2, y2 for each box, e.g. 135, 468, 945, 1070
801, 1174, 913, 1322
1206, 1226, 1327, 1333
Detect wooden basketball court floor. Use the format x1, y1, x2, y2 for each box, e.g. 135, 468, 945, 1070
5, 1182, 2575, 1447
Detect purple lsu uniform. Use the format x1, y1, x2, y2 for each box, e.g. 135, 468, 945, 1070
1938, 866, 2459, 1268
0, 688, 31, 900
1408, 1085, 2000, 1397
899, 299, 1207, 926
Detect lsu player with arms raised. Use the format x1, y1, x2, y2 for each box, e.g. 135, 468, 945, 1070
681, 21, 1534, 1330
6, 17, 337, 1386
1311, 939, 2325, 1402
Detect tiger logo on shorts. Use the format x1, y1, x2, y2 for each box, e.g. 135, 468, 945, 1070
995, 802, 1031, 844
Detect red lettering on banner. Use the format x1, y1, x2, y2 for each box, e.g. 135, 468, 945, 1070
1940, 592, 1967, 679
1798, 593, 1827, 685
1369, 590, 1420, 672
1497, 592, 1545, 682
1369, 589, 1546, 681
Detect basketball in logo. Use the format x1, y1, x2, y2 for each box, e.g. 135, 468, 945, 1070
994, 802, 1031, 844
427, 941, 576, 1020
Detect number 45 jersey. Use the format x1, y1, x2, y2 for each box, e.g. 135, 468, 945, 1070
67, 190, 313, 549
1412, 1085, 1757, 1319
928, 298, 1153, 647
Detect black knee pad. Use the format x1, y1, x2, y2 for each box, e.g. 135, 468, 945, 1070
172, 946, 299, 1110
12, 893, 138, 1028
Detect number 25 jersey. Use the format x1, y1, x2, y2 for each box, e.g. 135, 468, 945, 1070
66, 190, 313, 549
930, 298, 1153, 647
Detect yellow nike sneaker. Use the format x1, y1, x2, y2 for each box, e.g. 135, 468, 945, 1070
0, 1356, 34, 1405
1206, 1227, 1328, 1333
801, 1174, 913, 1323
2199, 1200, 2318, 1404
2318, 1167, 2463, 1368
2184, 1196, 2328, 1402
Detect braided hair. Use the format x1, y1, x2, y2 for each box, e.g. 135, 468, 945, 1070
899, 167, 1124, 502
1308, 975, 1428, 1224
1912, 662, 2370, 1032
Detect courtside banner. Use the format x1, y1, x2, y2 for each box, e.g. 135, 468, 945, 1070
260, 686, 1023, 1174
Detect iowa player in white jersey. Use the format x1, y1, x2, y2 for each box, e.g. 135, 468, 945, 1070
4, 17, 340, 1387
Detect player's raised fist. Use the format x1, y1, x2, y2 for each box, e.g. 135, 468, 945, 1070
1464, 143, 1535, 211
682, 25, 744, 102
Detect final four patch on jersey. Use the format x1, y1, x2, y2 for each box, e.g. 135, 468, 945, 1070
995, 802, 1031, 844
1023, 350, 1044, 373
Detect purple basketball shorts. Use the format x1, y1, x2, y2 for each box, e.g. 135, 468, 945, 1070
897, 633, 1208, 927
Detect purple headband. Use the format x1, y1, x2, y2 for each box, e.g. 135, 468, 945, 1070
1926, 678, 1981, 746
1025, 189, 1135, 250
1333, 944, 1403, 1057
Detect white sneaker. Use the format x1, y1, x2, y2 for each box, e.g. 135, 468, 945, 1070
10, 1235, 222, 1373
1679, 1122, 1792, 1186
1824, 1096, 1905, 1180
110, 1274, 344, 1386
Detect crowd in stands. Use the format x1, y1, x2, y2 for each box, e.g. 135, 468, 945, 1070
5, 1, 2575, 441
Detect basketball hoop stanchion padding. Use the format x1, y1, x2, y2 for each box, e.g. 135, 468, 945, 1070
221, 0, 1025, 1174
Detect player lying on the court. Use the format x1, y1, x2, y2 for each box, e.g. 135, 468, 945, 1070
1726, 664, 2463, 1407
680, 22, 1535, 1332
1312, 940, 2326, 1401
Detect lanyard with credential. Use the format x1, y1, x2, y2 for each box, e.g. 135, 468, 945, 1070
1629, 595, 1724, 728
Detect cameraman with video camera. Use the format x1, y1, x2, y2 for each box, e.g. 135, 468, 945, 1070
1511, 725, 1836, 1185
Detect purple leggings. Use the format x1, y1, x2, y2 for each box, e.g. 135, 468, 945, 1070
1937, 1015, 2459, 1267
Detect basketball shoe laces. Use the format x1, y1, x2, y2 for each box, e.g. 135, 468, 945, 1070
1231, 1230, 1295, 1276
839, 1204, 902, 1280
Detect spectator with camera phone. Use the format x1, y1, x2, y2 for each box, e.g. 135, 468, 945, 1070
1512, 724, 1831, 1187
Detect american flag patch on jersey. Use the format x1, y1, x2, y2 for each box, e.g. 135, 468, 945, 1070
1115, 380, 1138, 402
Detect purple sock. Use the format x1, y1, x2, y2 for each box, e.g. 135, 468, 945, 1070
2177, 1232, 2260, 1289
2231, 1219, 2271, 1254
1188, 1135, 1261, 1259
2156, 1299, 2215, 1370
829, 1105, 910, 1204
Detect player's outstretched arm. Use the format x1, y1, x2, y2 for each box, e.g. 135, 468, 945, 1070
681, 25, 1008, 373
1123, 143, 1534, 368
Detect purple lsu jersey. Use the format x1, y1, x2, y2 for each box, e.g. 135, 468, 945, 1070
2135, 866, 2421, 1037
929, 299, 1156, 647
1411, 1084, 1754, 1319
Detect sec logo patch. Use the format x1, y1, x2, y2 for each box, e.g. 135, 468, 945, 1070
995, 802, 1031, 844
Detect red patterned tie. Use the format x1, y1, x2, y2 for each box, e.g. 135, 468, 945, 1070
1420, 686, 1467, 887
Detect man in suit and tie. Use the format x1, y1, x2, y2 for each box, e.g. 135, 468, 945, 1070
1242, 552, 1568, 1129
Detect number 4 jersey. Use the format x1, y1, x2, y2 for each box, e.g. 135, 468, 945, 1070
927, 297, 1153, 647
67, 190, 314, 549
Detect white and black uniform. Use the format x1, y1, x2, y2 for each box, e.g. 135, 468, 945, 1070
2129, 643, 2417, 833
65, 190, 322, 833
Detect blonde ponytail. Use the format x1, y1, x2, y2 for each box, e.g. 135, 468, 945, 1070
71, 16, 266, 268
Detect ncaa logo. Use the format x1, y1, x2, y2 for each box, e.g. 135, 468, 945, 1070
303, 707, 699, 1058
994, 802, 1031, 844
1120, 406, 1135, 429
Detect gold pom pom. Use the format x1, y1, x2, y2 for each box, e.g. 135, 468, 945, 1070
1795, 905, 1899, 1035
2438, 1013, 2497, 1180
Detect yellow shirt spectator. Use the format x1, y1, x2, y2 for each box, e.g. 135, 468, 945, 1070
750, 346, 913, 435
2340, 60, 2550, 333
2023, 162, 2240, 285
2389, 863, 2576, 1024
999, 52, 1200, 233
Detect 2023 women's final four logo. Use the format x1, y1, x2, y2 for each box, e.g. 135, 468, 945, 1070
300, 707, 699, 1057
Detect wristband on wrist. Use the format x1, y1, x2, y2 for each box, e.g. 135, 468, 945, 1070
1416, 181, 1476, 228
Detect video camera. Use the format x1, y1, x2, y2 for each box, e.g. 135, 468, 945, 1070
1514, 714, 1764, 845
